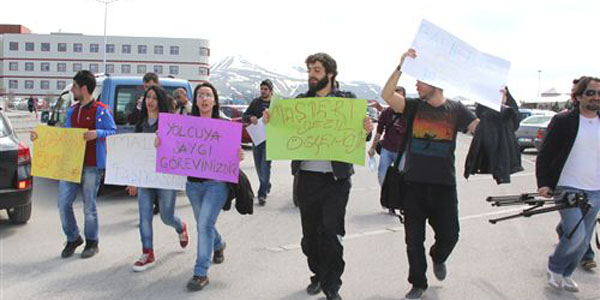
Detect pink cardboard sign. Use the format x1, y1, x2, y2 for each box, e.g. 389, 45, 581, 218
156, 113, 242, 183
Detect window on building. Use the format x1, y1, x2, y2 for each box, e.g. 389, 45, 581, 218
138, 45, 147, 54
41, 43, 50, 52
9, 42, 18, 51
9, 62, 18, 71
153, 65, 163, 74
57, 80, 66, 90
106, 44, 115, 53
73, 43, 83, 52
9, 80, 18, 89
58, 43, 67, 52
169, 65, 179, 75
199, 67, 209, 76
137, 65, 147, 74
57, 63, 67, 72
170, 46, 179, 55
106, 64, 115, 74
154, 45, 163, 55
89, 63, 99, 73
121, 64, 131, 74
25, 80, 34, 89
199, 47, 210, 56
90, 43, 99, 53
41, 80, 50, 90
41, 62, 50, 72
25, 42, 34, 51
25, 62, 34, 71
73, 63, 82, 72
122, 44, 131, 54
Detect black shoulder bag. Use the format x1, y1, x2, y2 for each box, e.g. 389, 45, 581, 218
380, 102, 418, 222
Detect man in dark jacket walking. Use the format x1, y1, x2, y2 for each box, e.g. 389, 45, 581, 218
537, 76, 600, 292
243, 79, 274, 206
265, 53, 373, 300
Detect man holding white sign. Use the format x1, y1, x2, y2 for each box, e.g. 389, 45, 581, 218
382, 48, 480, 299
243, 79, 274, 206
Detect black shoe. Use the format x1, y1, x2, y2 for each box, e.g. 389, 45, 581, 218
213, 243, 226, 264
433, 262, 447, 281
81, 240, 99, 259
325, 291, 342, 300
306, 281, 321, 295
405, 286, 426, 299
61, 236, 83, 258
187, 275, 209, 291
258, 197, 266, 206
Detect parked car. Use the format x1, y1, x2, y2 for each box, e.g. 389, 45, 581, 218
515, 114, 555, 151
534, 126, 549, 152
0, 108, 33, 223
219, 104, 252, 144
518, 108, 556, 121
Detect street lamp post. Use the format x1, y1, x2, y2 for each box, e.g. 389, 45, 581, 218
96, 0, 120, 74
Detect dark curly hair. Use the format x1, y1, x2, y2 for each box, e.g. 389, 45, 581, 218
305, 52, 338, 83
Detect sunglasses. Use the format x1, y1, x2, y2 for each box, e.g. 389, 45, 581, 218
583, 89, 600, 97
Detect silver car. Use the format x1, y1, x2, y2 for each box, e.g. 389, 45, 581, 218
515, 114, 555, 151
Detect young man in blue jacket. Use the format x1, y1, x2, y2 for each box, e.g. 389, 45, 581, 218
32, 70, 117, 259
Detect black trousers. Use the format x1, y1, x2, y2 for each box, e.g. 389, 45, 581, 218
403, 182, 459, 289
297, 171, 351, 295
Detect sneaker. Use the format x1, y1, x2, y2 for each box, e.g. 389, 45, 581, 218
213, 243, 226, 264
81, 240, 99, 259
433, 262, 447, 281
258, 196, 266, 206
562, 276, 579, 292
187, 275, 209, 291
306, 281, 321, 295
61, 236, 84, 258
179, 222, 189, 249
581, 259, 597, 271
546, 267, 563, 290
132, 249, 155, 272
405, 286, 426, 299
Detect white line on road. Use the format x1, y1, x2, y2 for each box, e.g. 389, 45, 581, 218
266, 207, 526, 252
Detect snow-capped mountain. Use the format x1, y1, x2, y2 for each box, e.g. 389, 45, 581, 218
210, 56, 382, 102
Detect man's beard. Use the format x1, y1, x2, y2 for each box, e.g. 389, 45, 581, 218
308, 76, 329, 93
585, 102, 600, 112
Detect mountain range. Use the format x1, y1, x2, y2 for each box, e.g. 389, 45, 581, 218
210, 56, 383, 103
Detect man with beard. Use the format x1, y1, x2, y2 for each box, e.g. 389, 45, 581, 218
265, 53, 373, 300
537, 76, 600, 292
554, 78, 597, 271
243, 79, 274, 206
381, 49, 479, 299
30, 70, 116, 259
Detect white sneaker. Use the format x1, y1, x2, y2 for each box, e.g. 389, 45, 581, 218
562, 276, 579, 292
546, 267, 563, 290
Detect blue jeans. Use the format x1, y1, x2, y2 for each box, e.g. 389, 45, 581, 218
57, 167, 103, 242
548, 187, 600, 276
185, 180, 228, 276
138, 187, 183, 250
377, 148, 399, 186
556, 223, 595, 261
252, 142, 271, 198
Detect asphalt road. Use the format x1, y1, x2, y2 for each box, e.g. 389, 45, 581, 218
1, 135, 599, 300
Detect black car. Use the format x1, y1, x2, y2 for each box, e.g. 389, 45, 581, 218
0, 108, 33, 223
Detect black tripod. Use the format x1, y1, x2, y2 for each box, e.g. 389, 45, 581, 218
486, 192, 590, 239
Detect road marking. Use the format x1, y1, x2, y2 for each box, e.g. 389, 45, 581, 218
265, 207, 526, 252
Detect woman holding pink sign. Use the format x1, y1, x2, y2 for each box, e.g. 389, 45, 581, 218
182, 82, 245, 291
125, 85, 189, 272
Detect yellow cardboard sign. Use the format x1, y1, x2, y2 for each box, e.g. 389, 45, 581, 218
32, 126, 87, 183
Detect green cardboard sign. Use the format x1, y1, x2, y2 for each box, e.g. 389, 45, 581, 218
266, 97, 367, 165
